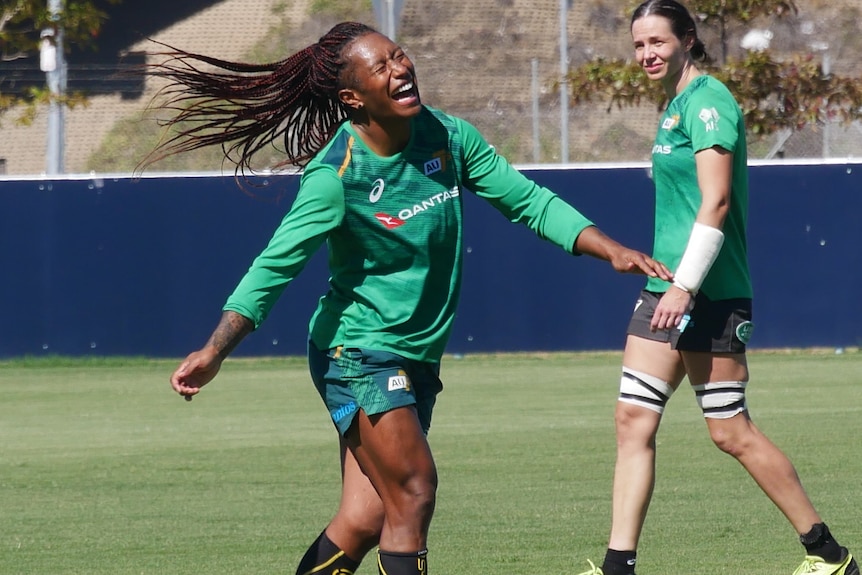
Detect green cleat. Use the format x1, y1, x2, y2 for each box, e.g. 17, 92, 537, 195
575, 560, 605, 575
792, 548, 859, 575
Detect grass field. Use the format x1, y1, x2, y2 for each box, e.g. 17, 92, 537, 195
2, 350, 861, 574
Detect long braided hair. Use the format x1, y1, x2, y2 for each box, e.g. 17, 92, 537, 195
138, 21, 377, 174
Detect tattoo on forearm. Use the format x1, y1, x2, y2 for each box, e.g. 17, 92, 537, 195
207, 311, 253, 358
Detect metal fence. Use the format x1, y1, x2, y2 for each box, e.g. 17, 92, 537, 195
0, 0, 859, 176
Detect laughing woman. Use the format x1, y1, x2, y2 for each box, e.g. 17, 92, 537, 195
145, 21, 672, 575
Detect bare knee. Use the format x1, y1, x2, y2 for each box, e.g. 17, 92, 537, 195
615, 402, 659, 451
398, 470, 438, 518
336, 502, 385, 550
707, 415, 756, 458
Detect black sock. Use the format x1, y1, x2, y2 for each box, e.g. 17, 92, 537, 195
800, 523, 843, 564
602, 548, 638, 575
377, 549, 428, 575
295, 531, 361, 575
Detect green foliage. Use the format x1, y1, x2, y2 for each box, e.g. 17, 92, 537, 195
566, 1, 862, 138
689, 0, 798, 23
566, 57, 665, 111
566, 52, 862, 137
714, 51, 862, 134
0, 0, 118, 122
0, 0, 115, 55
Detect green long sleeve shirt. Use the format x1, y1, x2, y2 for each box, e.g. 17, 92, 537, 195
224, 106, 593, 362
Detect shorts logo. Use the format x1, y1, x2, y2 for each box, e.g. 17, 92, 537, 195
331, 401, 357, 423
735, 321, 754, 344
634, 298, 643, 312
678, 313, 692, 333
369, 178, 385, 203
388, 373, 410, 391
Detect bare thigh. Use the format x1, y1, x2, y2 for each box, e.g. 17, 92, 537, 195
681, 351, 749, 385
623, 335, 687, 387
344, 405, 437, 551
327, 436, 386, 558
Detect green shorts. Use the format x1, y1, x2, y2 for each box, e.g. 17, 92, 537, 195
627, 290, 754, 353
307, 340, 443, 436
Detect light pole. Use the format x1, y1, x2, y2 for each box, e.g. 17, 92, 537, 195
42, 0, 66, 175
810, 41, 831, 158
559, 0, 570, 163
373, 0, 402, 41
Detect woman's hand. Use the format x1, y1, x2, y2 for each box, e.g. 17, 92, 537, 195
170, 346, 223, 400
649, 285, 694, 332
575, 226, 673, 280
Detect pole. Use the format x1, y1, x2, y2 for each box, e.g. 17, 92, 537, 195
531, 58, 540, 163
559, 0, 569, 163
822, 52, 831, 158
45, 0, 66, 175
386, 0, 396, 41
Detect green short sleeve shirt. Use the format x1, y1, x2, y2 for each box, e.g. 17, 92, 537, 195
645, 75, 752, 300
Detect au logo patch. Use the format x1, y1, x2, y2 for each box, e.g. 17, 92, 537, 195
424, 157, 442, 175
698, 107, 721, 131
735, 321, 754, 344
388, 373, 410, 391
661, 114, 679, 130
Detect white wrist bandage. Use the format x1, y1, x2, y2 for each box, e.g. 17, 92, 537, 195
672, 222, 725, 295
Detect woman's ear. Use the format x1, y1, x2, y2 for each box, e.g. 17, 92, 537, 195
339, 88, 362, 111
685, 33, 697, 52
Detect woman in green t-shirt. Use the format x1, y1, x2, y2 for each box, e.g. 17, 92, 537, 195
577, 3, 857, 575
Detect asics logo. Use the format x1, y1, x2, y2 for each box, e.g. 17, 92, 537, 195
369, 178, 385, 203
331, 401, 357, 423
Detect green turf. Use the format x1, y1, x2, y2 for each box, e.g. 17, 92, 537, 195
1, 350, 860, 574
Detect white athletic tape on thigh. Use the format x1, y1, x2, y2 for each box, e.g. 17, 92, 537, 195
693, 380, 748, 419
673, 222, 725, 295
619, 368, 674, 414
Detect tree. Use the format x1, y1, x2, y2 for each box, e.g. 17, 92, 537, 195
0, 0, 118, 123
565, 0, 862, 138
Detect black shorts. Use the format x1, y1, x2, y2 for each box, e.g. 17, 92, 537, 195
626, 290, 753, 353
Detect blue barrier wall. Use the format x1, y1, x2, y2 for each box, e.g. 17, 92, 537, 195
2, 162, 859, 358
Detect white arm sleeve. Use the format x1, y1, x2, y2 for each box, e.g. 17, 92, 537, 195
672, 222, 725, 295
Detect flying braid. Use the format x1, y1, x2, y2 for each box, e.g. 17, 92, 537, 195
138, 21, 377, 175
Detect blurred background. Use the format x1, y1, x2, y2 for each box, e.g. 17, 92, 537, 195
1, 0, 860, 176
